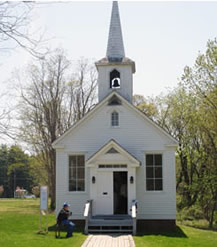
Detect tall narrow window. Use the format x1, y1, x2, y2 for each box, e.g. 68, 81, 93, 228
146, 154, 163, 191
111, 111, 119, 127
69, 155, 85, 191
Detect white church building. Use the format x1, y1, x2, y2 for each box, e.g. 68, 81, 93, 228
53, 1, 178, 234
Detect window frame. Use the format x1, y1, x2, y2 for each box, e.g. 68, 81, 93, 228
145, 153, 163, 192
111, 111, 119, 127
68, 154, 86, 193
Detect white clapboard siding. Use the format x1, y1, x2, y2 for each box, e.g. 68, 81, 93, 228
56, 98, 176, 220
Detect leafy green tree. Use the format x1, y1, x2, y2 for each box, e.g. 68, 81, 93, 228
181, 39, 217, 227
0, 145, 34, 197
133, 94, 158, 119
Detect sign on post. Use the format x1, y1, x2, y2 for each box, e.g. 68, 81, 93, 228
40, 186, 48, 210
38, 186, 48, 233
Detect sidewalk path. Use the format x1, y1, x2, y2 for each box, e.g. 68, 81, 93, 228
81, 234, 135, 247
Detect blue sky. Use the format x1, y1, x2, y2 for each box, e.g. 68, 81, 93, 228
1, 1, 217, 99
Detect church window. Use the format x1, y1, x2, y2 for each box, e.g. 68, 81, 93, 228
69, 155, 85, 191
111, 111, 119, 127
110, 69, 120, 89
146, 154, 163, 191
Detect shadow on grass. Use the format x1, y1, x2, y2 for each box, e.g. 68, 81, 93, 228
48, 224, 84, 233
137, 226, 188, 238
180, 223, 217, 232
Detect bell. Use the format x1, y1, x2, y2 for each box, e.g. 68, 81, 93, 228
112, 78, 120, 88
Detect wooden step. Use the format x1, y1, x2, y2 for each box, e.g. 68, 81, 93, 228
88, 220, 133, 226
88, 229, 133, 233
88, 226, 133, 233
87, 215, 133, 233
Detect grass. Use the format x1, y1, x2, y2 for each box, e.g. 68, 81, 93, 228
0, 199, 87, 247
1, 199, 217, 247
134, 224, 217, 247
177, 219, 217, 231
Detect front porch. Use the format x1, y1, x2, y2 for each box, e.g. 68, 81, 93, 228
84, 200, 137, 235
88, 214, 133, 233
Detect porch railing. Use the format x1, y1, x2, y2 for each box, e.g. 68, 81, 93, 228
84, 200, 92, 234
131, 200, 138, 235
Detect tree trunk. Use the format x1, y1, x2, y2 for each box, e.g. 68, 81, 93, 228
49, 149, 56, 210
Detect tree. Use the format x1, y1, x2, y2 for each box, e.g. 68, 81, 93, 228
0, 144, 34, 197
133, 94, 158, 119
0, 2, 46, 57
154, 39, 217, 227
17, 49, 97, 208
180, 39, 217, 227
155, 87, 205, 207
0, 2, 48, 140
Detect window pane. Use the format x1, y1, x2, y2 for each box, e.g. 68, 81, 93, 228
155, 167, 162, 178
77, 168, 84, 179
77, 156, 84, 167
155, 179, 163, 190
146, 155, 153, 166
70, 156, 76, 166
155, 155, 162, 166
111, 112, 119, 126
146, 179, 154, 191
69, 155, 85, 191
146, 167, 154, 178
77, 180, 85, 191
69, 180, 76, 191
69, 166, 76, 179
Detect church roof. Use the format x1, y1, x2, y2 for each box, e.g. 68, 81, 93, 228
95, 56, 136, 73
106, 1, 125, 62
52, 91, 178, 148
96, 1, 136, 73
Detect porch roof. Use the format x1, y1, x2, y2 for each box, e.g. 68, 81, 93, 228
86, 139, 141, 167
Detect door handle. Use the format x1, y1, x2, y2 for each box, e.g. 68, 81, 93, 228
103, 192, 108, 195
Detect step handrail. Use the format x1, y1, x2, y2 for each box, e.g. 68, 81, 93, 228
84, 200, 92, 234
131, 200, 138, 235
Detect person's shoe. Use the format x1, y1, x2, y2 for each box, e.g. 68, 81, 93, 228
66, 235, 72, 238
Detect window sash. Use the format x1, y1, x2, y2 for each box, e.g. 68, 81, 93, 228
69, 155, 85, 191
146, 154, 163, 191
111, 112, 119, 126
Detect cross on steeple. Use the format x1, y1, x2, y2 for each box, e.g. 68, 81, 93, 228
106, 1, 125, 62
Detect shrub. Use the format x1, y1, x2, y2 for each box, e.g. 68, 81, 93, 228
178, 205, 204, 221
32, 186, 40, 198
0, 186, 4, 197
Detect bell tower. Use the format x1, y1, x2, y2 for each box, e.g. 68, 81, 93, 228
95, 1, 135, 103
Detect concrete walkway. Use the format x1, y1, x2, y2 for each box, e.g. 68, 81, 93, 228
81, 234, 135, 247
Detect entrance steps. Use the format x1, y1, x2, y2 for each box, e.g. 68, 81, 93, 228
87, 215, 133, 233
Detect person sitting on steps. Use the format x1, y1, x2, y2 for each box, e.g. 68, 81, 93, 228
57, 202, 75, 238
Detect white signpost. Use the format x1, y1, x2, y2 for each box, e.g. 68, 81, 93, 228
38, 186, 49, 233
40, 186, 48, 210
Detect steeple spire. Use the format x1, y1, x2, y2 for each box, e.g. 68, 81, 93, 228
106, 1, 125, 62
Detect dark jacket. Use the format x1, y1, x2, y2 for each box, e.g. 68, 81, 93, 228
57, 208, 72, 224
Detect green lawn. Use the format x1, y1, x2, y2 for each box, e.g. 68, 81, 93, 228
134, 224, 217, 247
1, 199, 217, 247
0, 199, 87, 247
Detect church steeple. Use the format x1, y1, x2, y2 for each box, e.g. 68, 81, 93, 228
106, 1, 125, 62
96, 1, 135, 103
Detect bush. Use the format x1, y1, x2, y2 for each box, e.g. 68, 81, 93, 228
178, 205, 204, 221
32, 186, 40, 198
0, 186, 4, 197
